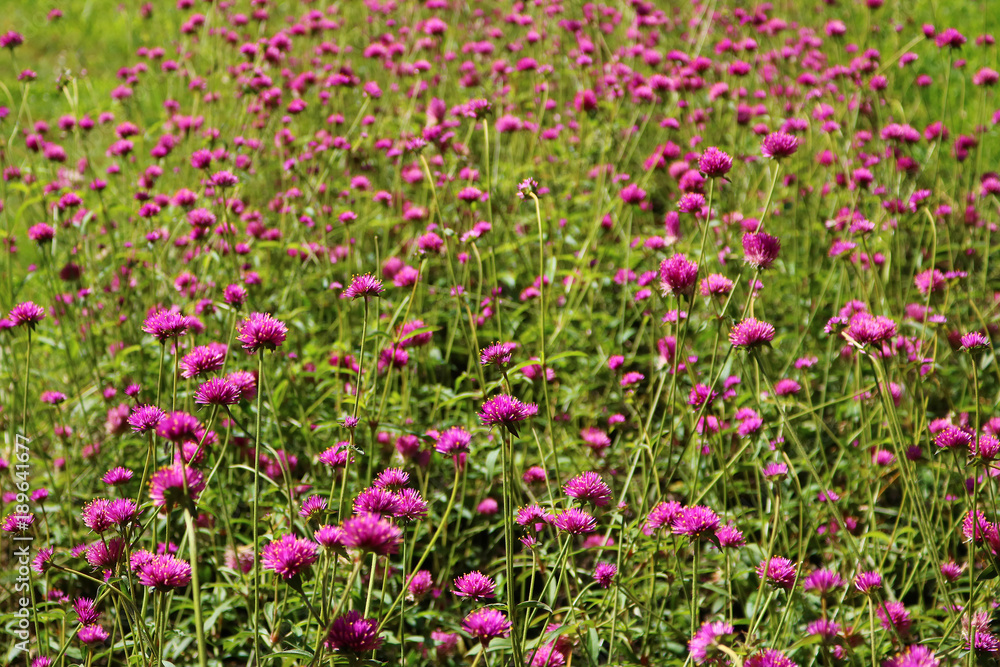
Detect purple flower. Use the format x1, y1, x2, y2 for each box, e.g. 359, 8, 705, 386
757, 556, 797, 589
435, 427, 472, 456
180, 344, 226, 379
729, 318, 776, 349
883, 645, 939, 667
761, 132, 799, 159
408, 570, 433, 598
517, 177, 539, 199
2, 513, 35, 534
935, 28, 966, 49
314, 525, 346, 550
462, 608, 511, 646
261, 534, 319, 579
299, 495, 327, 519
210, 170, 238, 188
714, 523, 745, 548
194, 377, 241, 405
136, 554, 192, 591
353, 488, 401, 517
343, 274, 384, 299
325, 611, 383, 652
342, 513, 402, 555
593, 562, 617, 588
563, 472, 612, 506
480, 341, 517, 367
643, 501, 683, 536
672, 506, 720, 539
688, 621, 735, 665
86, 537, 125, 570
659, 254, 698, 298
223, 283, 248, 308
82, 499, 114, 533
142, 309, 188, 342
107, 498, 139, 527
745, 648, 797, 667
77, 625, 109, 645
700, 274, 734, 297
453, 571, 495, 600
552, 508, 597, 535
479, 394, 536, 436
802, 569, 844, 595
876, 601, 911, 634
854, 570, 882, 593
9, 302, 46, 328
620, 182, 647, 204
28, 223, 56, 243
698, 147, 733, 178
742, 232, 781, 270
960, 331, 990, 351
677, 192, 706, 213
237, 312, 287, 354
148, 463, 205, 510
73, 597, 101, 624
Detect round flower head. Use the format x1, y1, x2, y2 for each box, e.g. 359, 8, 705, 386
435, 426, 472, 456
261, 534, 319, 579
9, 301, 46, 328
552, 508, 597, 535
325, 610, 383, 653
82, 499, 114, 533
802, 568, 844, 595
659, 254, 698, 298
453, 571, 496, 600
77, 625, 109, 645
408, 570, 433, 598
353, 488, 401, 517
594, 562, 617, 588
883, 644, 940, 667
854, 570, 882, 593
342, 513, 402, 555
103, 467, 134, 486
86, 537, 125, 570
689, 621, 735, 665
136, 554, 192, 591
180, 344, 226, 379
517, 177, 538, 199
761, 131, 799, 159
3, 513, 35, 534
699, 147, 733, 178
876, 601, 911, 634
148, 463, 205, 510
237, 312, 287, 353
314, 525, 346, 550
462, 608, 511, 646
745, 648, 797, 667
194, 377, 241, 406
142, 309, 188, 342
480, 341, 517, 367
210, 170, 238, 188
730, 318, 776, 349
223, 283, 248, 308
742, 232, 781, 270
672, 505, 721, 539
73, 597, 101, 625
479, 394, 536, 436
343, 274, 384, 299
563, 471, 612, 506
961, 331, 990, 351
757, 556, 797, 589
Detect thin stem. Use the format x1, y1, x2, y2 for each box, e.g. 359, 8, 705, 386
252, 352, 265, 666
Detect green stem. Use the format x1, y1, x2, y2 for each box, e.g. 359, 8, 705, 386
252, 352, 265, 665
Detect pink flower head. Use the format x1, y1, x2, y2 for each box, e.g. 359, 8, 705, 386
659, 254, 698, 298
343, 274, 384, 299
237, 312, 287, 353
136, 554, 192, 591
761, 132, 799, 159
324, 610, 383, 652
729, 318, 775, 349
698, 147, 733, 178
563, 471, 612, 506
462, 608, 511, 646
479, 394, 536, 436
261, 534, 319, 579
757, 556, 797, 589
742, 232, 781, 270
9, 302, 46, 328
453, 571, 495, 600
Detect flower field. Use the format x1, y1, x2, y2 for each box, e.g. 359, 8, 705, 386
0, 1, 998, 666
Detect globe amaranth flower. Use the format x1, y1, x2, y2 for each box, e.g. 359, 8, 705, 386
261, 534, 319, 579
136, 554, 192, 591
435, 426, 472, 456
2, 513, 35, 534
563, 471, 612, 506
761, 131, 799, 159
643, 500, 683, 536
194, 377, 241, 406
353, 488, 401, 517
149, 463, 205, 511
688, 621, 735, 665
142, 308, 188, 342
479, 394, 536, 436
462, 608, 511, 646
729, 318, 776, 349
883, 644, 940, 667
876, 601, 911, 634
77, 625, 109, 645
102, 467, 133, 486
342, 513, 402, 555
237, 312, 287, 353
672, 505, 720, 539
659, 254, 698, 298
854, 570, 882, 593
82, 499, 114, 533
453, 571, 496, 600
960, 331, 990, 351
86, 537, 126, 570
9, 302, 46, 328
343, 274, 384, 299
394, 488, 427, 522
552, 508, 597, 535
593, 562, 617, 588
480, 341, 517, 367
73, 597, 101, 625
742, 232, 781, 270
698, 147, 733, 178
802, 568, 844, 595
179, 344, 226, 378
757, 556, 797, 589
745, 648, 797, 667
325, 610, 383, 652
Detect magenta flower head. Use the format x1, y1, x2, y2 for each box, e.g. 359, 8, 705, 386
659, 254, 698, 298
699, 147, 733, 178
102, 467, 133, 486
854, 570, 882, 594
689, 621, 735, 665
462, 607, 511, 646
237, 312, 287, 354
342, 513, 402, 555
28, 223, 56, 243
223, 283, 248, 308
729, 318, 775, 349
742, 232, 781, 270
761, 131, 799, 159
884, 645, 940, 667
745, 648, 797, 667
210, 170, 238, 188
3, 512, 35, 534
194, 377, 241, 406
453, 571, 496, 600
552, 507, 597, 535
261, 534, 319, 579
127, 405, 166, 434
9, 302, 46, 329
594, 562, 617, 588
148, 463, 205, 511
435, 426, 472, 456
480, 341, 517, 368
82, 499, 114, 534
77, 625, 109, 645
479, 394, 536, 436
324, 610, 383, 653
757, 556, 798, 589
672, 505, 721, 539
136, 554, 192, 592
343, 274, 384, 299
563, 472, 612, 506
960, 331, 990, 351
517, 177, 539, 200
